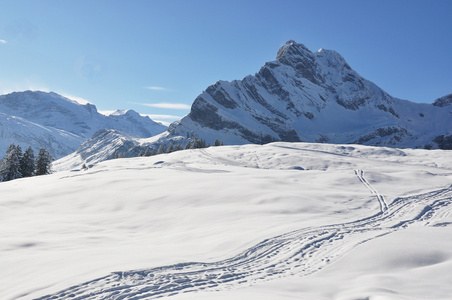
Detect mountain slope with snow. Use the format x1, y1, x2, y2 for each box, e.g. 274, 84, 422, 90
168, 40, 451, 148
58, 40, 451, 169
2, 143, 452, 300
0, 91, 167, 158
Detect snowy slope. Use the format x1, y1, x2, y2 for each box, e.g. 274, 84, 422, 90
1, 143, 452, 300
0, 112, 82, 158
0, 91, 167, 158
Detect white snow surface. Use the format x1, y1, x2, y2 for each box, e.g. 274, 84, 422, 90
1, 142, 452, 300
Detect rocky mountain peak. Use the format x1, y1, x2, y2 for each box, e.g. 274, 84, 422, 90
276, 40, 312, 60
166, 41, 451, 150
433, 93, 452, 107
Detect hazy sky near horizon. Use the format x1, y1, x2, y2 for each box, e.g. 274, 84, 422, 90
1, 0, 451, 124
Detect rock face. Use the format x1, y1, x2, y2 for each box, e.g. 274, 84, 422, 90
433, 93, 452, 108
0, 91, 167, 158
168, 40, 451, 149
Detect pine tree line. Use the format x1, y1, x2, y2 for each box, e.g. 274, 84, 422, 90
0, 144, 52, 182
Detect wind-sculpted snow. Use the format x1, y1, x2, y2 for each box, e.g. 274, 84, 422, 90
36, 184, 452, 300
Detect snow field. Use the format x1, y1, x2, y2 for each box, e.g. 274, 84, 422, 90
1, 142, 451, 299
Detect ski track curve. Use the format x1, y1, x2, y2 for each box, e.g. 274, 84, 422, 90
36, 186, 452, 300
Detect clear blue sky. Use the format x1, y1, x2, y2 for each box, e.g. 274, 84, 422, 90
1, 0, 451, 124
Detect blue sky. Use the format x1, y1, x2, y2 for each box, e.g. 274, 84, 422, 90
1, 0, 451, 124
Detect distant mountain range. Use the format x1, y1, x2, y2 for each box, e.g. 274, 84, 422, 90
0, 91, 167, 158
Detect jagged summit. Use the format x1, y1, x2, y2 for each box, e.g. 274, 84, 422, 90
276, 40, 311, 60
166, 40, 451, 149
275, 40, 350, 71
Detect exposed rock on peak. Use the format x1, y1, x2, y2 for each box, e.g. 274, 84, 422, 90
167, 40, 451, 149
433, 93, 452, 107
276, 40, 312, 60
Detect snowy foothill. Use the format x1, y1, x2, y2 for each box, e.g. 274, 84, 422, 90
1, 142, 452, 299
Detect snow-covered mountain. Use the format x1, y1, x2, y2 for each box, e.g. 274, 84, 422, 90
168, 40, 451, 148
56, 40, 451, 169
0, 91, 167, 158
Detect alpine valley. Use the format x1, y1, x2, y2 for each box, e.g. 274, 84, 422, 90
55, 40, 451, 169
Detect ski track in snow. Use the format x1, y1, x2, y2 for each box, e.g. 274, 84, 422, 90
36, 185, 452, 300
355, 169, 388, 213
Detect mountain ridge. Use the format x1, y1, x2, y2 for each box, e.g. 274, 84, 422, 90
0, 90, 167, 158
167, 41, 450, 147
23, 41, 452, 169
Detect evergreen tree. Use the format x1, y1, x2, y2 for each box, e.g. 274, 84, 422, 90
35, 148, 52, 176
189, 138, 197, 149
0, 144, 23, 181
173, 144, 183, 152
214, 139, 224, 146
16, 145, 23, 161
190, 138, 207, 149
157, 144, 165, 154
166, 142, 174, 153
144, 148, 152, 157
20, 146, 35, 177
